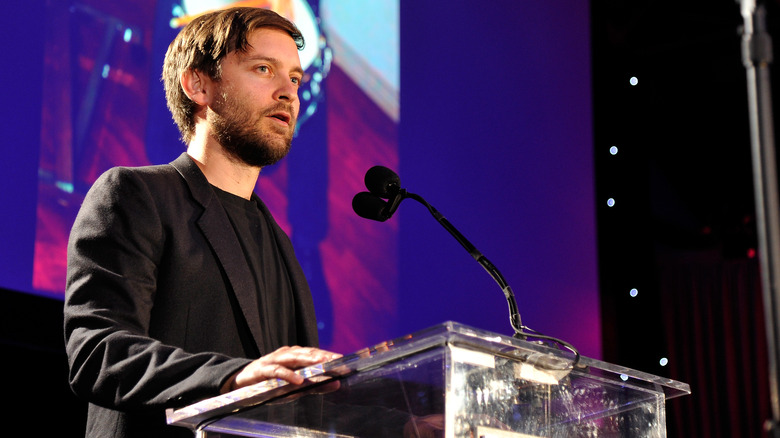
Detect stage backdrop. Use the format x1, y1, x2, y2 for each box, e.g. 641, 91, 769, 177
1, 0, 599, 359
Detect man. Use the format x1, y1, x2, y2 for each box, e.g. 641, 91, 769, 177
64, 7, 339, 437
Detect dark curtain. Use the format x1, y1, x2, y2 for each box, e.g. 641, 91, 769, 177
659, 253, 772, 437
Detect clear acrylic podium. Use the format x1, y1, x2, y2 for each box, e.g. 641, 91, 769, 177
166, 322, 690, 437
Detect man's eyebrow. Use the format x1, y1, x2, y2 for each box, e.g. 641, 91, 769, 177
241, 55, 304, 76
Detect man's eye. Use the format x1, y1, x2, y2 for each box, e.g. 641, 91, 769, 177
291, 77, 301, 85
257, 65, 269, 73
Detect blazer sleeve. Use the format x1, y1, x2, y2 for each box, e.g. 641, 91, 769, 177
64, 166, 251, 411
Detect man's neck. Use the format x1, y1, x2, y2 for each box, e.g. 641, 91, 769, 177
186, 127, 261, 200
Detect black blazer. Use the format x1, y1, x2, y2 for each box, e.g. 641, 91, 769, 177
64, 153, 319, 437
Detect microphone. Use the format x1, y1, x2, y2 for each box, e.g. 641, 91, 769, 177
351, 165, 582, 372
352, 166, 406, 222
351, 165, 524, 337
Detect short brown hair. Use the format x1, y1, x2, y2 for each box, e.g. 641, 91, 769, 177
162, 7, 304, 143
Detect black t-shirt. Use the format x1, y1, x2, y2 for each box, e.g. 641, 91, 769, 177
212, 185, 298, 355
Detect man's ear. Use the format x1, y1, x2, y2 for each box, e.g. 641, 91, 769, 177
180, 69, 210, 107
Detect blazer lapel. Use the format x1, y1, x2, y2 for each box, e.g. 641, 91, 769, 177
170, 153, 266, 356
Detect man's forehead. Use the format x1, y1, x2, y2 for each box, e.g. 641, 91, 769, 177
245, 28, 299, 48
236, 29, 301, 62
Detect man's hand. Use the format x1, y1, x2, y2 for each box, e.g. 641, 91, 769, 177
222, 346, 341, 393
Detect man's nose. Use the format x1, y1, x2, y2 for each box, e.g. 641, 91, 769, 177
274, 77, 298, 102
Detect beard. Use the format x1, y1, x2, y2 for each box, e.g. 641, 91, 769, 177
208, 92, 297, 168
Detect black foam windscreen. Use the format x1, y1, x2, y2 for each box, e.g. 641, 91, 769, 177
352, 191, 389, 221
364, 166, 400, 199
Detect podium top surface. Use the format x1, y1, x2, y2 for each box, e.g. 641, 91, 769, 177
166, 321, 691, 429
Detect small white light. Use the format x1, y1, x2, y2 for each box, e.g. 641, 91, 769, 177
629, 288, 639, 297
123, 28, 132, 43
609, 146, 618, 155
629, 76, 639, 86
620, 374, 629, 381
101, 64, 110, 79
607, 198, 616, 207
659, 357, 669, 367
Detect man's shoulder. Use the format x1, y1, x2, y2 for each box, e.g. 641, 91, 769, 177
80, 159, 203, 222
97, 154, 195, 187
94, 154, 214, 208
94, 162, 181, 193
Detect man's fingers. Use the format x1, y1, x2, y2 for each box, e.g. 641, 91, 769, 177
230, 346, 342, 390
268, 363, 304, 385
233, 362, 300, 388
264, 346, 341, 368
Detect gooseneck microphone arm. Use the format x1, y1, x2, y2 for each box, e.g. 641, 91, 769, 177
402, 191, 524, 336
353, 165, 581, 368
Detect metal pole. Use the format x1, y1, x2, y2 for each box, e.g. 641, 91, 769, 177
738, 0, 780, 434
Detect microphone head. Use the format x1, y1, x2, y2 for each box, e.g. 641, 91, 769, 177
352, 191, 390, 222
365, 166, 401, 199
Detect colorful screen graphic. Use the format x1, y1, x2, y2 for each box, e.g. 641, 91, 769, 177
31, 0, 399, 353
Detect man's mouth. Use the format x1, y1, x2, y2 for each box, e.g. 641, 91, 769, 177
268, 111, 291, 125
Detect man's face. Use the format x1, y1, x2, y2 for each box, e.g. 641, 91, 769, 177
207, 27, 303, 168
